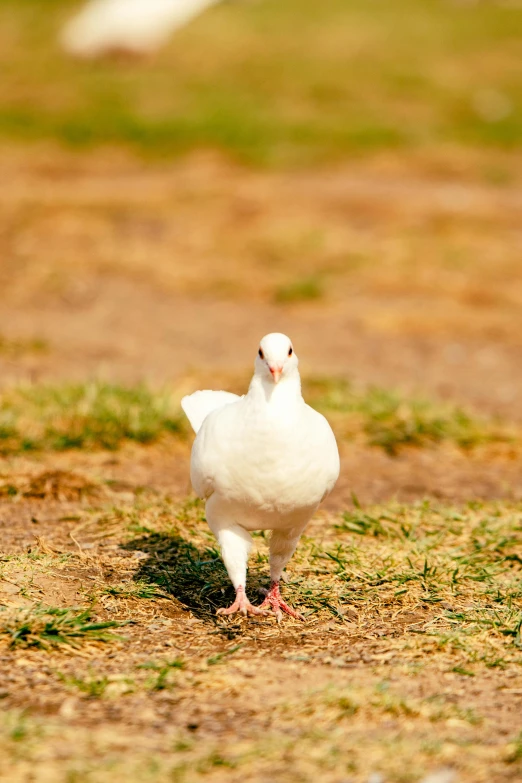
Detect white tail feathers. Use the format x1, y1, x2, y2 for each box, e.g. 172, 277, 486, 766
181, 390, 240, 434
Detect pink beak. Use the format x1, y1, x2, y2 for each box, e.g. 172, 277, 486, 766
269, 365, 283, 383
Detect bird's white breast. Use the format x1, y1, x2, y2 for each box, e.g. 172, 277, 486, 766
190, 396, 339, 527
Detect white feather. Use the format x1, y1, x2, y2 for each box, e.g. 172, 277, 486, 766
60, 0, 221, 58
181, 390, 240, 434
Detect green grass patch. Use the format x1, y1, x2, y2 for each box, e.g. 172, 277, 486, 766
0, 377, 512, 456
0, 0, 519, 163
506, 732, 522, 764
102, 580, 166, 601
0, 605, 126, 650
0, 335, 48, 357
57, 671, 112, 699
0, 382, 185, 454
136, 659, 185, 691
58, 659, 186, 697
305, 377, 511, 455
274, 276, 324, 304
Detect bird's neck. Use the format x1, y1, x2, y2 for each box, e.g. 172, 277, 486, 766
248, 370, 302, 411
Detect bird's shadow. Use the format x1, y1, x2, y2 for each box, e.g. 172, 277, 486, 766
124, 532, 268, 625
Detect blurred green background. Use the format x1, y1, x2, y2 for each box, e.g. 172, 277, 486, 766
0, 0, 520, 164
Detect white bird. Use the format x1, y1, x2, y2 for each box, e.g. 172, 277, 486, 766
60, 0, 221, 59
181, 333, 340, 620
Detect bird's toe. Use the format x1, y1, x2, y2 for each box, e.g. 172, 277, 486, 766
259, 581, 305, 621
217, 587, 267, 618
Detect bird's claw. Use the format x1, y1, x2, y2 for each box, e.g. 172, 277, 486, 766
217, 585, 268, 618
259, 582, 305, 622
216, 584, 304, 621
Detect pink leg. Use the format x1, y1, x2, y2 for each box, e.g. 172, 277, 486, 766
259, 581, 305, 622
216, 585, 268, 618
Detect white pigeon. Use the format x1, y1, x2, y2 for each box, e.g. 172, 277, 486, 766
181, 333, 340, 620
60, 0, 221, 58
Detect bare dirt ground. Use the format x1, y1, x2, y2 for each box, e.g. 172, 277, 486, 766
2, 146, 522, 412
0, 147, 521, 782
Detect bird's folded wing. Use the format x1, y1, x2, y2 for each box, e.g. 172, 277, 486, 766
181, 390, 240, 434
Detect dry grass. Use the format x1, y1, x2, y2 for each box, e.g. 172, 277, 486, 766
85, 493, 522, 668
0, 469, 102, 501
0, 486, 520, 782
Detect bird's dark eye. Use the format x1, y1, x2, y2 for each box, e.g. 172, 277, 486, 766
288, 347, 293, 356
259, 348, 264, 359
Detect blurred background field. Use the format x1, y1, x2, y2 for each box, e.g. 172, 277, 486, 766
0, 1, 521, 782
0, 0, 520, 163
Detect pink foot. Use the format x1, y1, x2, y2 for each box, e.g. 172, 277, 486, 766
259, 581, 305, 622
216, 585, 268, 618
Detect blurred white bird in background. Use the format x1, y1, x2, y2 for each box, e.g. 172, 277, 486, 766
182, 333, 340, 621
60, 0, 221, 58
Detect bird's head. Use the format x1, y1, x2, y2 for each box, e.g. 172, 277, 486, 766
255, 333, 298, 384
